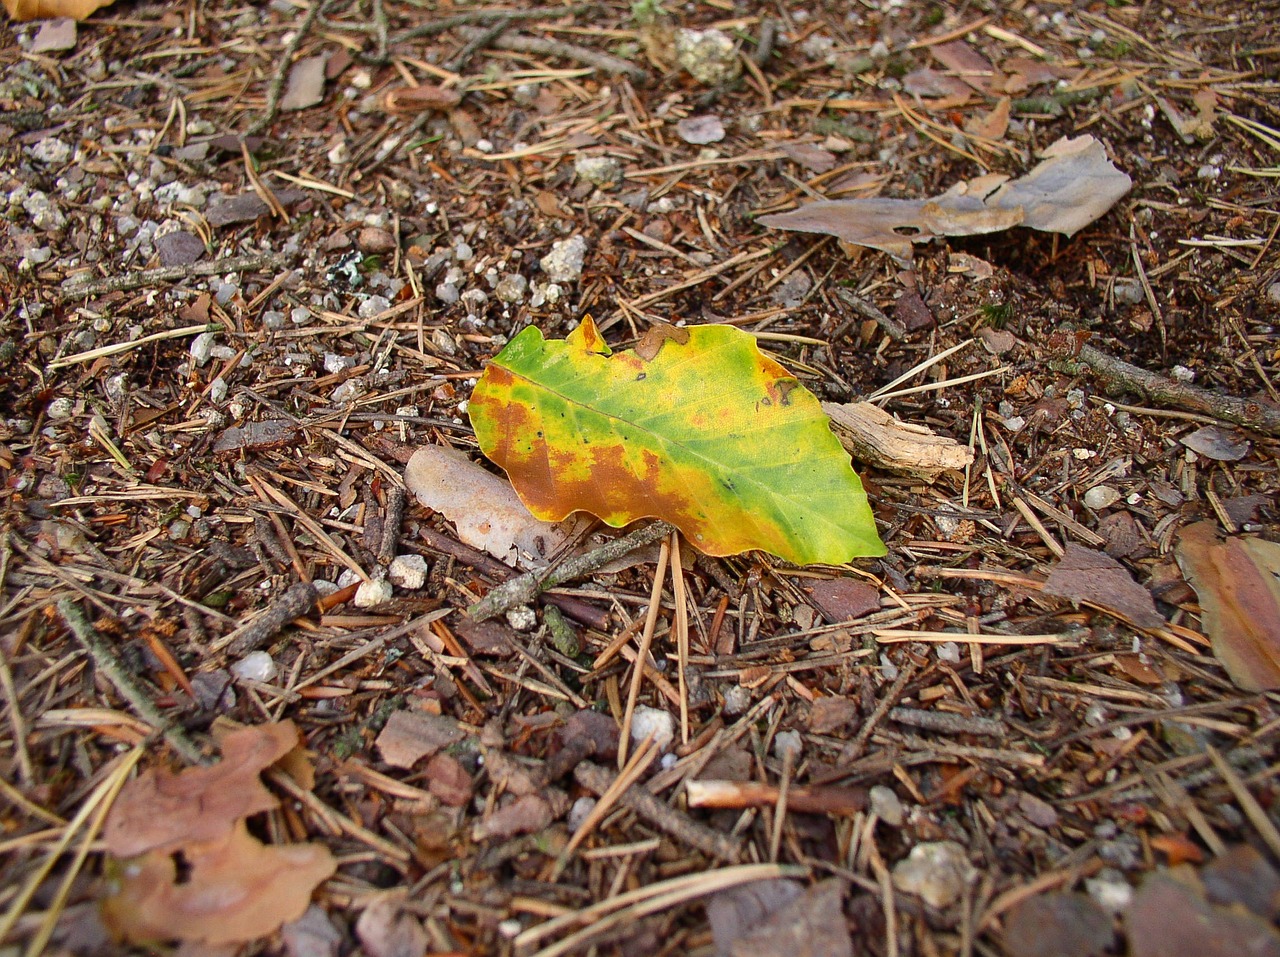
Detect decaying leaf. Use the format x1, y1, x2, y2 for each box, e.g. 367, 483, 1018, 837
355, 893, 429, 957
758, 135, 1131, 263
404, 444, 590, 567
1001, 891, 1113, 957
1175, 521, 1280, 691
101, 820, 336, 946
103, 720, 301, 857
710, 879, 853, 957
374, 708, 466, 769
2, 0, 113, 21
1041, 543, 1164, 630
1126, 871, 1280, 957
280, 55, 327, 112
822, 401, 973, 481
469, 317, 885, 565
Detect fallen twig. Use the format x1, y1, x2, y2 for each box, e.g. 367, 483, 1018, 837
686, 779, 867, 815
460, 28, 651, 84
211, 581, 320, 656
1052, 338, 1280, 436
574, 760, 742, 863
56, 599, 204, 765
58, 252, 288, 300
247, 0, 333, 136
468, 521, 675, 622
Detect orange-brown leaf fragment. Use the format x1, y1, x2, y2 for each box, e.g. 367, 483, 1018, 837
3, 0, 113, 20
1175, 521, 1280, 691
101, 820, 336, 946
103, 720, 301, 857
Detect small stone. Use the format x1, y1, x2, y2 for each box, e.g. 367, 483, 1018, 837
154, 230, 206, 266
354, 577, 393, 609
454, 241, 474, 261
1267, 282, 1280, 306
1113, 278, 1145, 305
230, 650, 278, 683
208, 376, 228, 404
357, 226, 396, 254
29, 137, 72, 166
675, 28, 741, 85
22, 245, 53, 265
574, 154, 623, 188
435, 281, 460, 304
389, 554, 428, 590
869, 785, 904, 826
191, 670, 236, 711
290, 306, 313, 326
722, 685, 752, 716
494, 273, 528, 303
46, 396, 76, 420
568, 796, 597, 832
773, 729, 803, 761
188, 332, 217, 366
539, 235, 588, 283
31, 18, 77, 54
630, 705, 676, 751
505, 605, 538, 632
1084, 485, 1121, 509
358, 295, 391, 318
675, 114, 726, 145
323, 352, 353, 374
892, 841, 975, 909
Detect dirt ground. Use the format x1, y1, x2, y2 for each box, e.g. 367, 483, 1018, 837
2, 0, 1280, 955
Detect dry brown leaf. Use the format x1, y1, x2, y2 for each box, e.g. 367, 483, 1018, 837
1126, 871, 1280, 957
930, 40, 996, 93
967, 96, 1012, 141
1001, 891, 1113, 957
759, 135, 1130, 263
404, 444, 590, 567
374, 708, 465, 769
1042, 544, 1164, 630
2, 0, 113, 21
1175, 521, 1280, 691
103, 721, 301, 857
712, 879, 852, 957
101, 820, 336, 946
355, 893, 429, 957
823, 401, 973, 481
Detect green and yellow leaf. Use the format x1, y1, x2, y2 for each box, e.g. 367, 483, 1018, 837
469, 317, 885, 565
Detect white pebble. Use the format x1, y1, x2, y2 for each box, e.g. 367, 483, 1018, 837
230, 650, 278, 683
354, 577, 393, 608
773, 729, 803, 761
189, 332, 216, 366
47, 397, 75, 420
505, 605, 537, 632
1084, 486, 1121, 510
389, 554, 428, 590
629, 705, 675, 751
568, 796, 597, 831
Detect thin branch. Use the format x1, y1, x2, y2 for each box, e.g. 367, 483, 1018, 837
247, 0, 333, 136
57, 599, 204, 765
58, 252, 288, 301
468, 521, 675, 622
1053, 339, 1280, 436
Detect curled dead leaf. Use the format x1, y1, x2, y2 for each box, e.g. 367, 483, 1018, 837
101, 820, 336, 946
1175, 521, 1280, 691
104, 720, 301, 857
759, 135, 1130, 263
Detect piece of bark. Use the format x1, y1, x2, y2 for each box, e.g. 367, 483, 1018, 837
823, 401, 973, 481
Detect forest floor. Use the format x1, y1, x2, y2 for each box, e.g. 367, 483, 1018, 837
2, 1, 1280, 955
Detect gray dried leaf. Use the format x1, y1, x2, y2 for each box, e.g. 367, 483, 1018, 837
374, 710, 465, 769
758, 135, 1130, 263
1041, 543, 1164, 630
281, 55, 328, 112
1181, 425, 1251, 462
